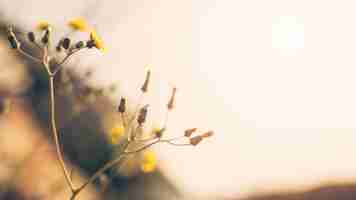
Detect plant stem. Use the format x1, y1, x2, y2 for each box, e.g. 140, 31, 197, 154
48, 75, 76, 192
77, 142, 130, 192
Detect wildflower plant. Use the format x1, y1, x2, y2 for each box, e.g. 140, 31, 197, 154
5, 19, 213, 200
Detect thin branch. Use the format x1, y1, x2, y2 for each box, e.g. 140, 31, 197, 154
164, 140, 191, 146
48, 74, 75, 192
74, 141, 131, 196
53, 48, 84, 76
18, 48, 41, 63
124, 139, 160, 154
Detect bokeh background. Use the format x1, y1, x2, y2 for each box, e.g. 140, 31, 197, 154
2, 0, 356, 200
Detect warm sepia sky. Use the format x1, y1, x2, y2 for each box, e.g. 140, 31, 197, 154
3, 0, 356, 198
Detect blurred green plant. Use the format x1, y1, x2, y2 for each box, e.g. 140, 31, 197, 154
5, 19, 213, 200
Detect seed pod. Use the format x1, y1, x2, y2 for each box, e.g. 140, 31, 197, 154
201, 131, 214, 138
137, 105, 149, 125
141, 68, 151, 93
86, 40, 95, 48
62, 38, 71, 49
27, 32, 35, 43
118, 97, 126, 113
41, 28, 50, 44
184, 128, 197, 137
190, 135, 203, 146
167, 87, 177, 110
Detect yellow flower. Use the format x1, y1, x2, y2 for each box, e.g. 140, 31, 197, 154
36, 21, 50, 31
68, 17, 89, 32
152, 126, 165, 138
109, 125, 125, 144
140, 151, 157, 173
89, 30, 106, 52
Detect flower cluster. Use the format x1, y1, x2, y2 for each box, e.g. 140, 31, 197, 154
108, 66, 214, 173
6, 18, 105, 72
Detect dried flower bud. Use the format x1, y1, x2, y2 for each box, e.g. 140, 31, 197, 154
41, 28, 51, 44
190, 135, 203, 146
118, 97, 126, 113
27, 32, 35, 43
86, 40, 95, 48
137, 105, 149, 124
76, 41, 85, 49
56, 40, 63, 52
7, 27, 19, 49
201, 130, 214, 138
184, 128, 197, 137
167, 87, 177, 110
62, 38, 71, 49
141, 68, 151, 93
7, 35, 19, 49
154, 127, 165, 138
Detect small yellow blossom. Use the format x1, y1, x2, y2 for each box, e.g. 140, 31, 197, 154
68, 17, 89, 32
36, 21, 50, 31
152, 126, 164, 138
140, 151, 157, 173
109, 125, 125, 144
89, 30, 105, 52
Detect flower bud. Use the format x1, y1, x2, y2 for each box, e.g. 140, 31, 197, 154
167, 87, 177, 110
27, 32, 35, 43
75, 41, 85, 49
7, 35, 19, 49
41, 28, 50, 44
118, 97, 126, 113
184, 128, 197, 137
190, 135, 203, 146
201, 130, 214, 138
62, 38, 71, 49
141, 68, 151, 93
86, 40, 95, 48
56, 40, 63, 52
7, 27, 19, 49
137, 105, 149, 125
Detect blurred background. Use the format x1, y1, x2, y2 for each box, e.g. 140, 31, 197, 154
2, 0, 356, 200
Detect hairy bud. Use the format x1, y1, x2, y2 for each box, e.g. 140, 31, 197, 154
7, 27, 19, 49
137, 105, 149, 125
201, 130, 214, 138
62, 38, 71, 49
118, 97, 126, 113
167, 87, 177, 110
75, 41, 85, 49
141, 68, 151, 93
190, 135, 203, 146
41, 28, 51, 44
27, 32, 36, 43
184, 128, 197, 137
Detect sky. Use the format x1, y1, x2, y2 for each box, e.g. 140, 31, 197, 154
3, 0, 356, 198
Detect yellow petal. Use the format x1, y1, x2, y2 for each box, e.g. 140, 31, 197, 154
68, 17, 89, 32
36, 21, 50, 31
109, 125, 125, 144
140, 151, 157, 173
90, 30, 106, 52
